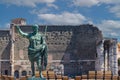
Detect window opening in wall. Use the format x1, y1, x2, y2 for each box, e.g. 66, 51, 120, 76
14, 70, 19, 78
5, 70, 8, 75
29, 71, 32, 75
22, 71, 27, 76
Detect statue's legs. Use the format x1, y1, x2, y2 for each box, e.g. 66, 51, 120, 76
36, 58, 43, 78
30, 61, 35, 77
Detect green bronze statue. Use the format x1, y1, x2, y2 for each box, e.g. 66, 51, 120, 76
16, 25, 47, 78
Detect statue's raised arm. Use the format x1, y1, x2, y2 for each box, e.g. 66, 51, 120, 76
15, 24, 48, 79
16, 26, 29, 38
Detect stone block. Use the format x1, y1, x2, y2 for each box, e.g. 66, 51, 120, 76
27, 77, 46, 80
62, 76, 68, 80
75, 76, 81, 80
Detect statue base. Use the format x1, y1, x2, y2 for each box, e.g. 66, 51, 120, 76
27, 77, 46, 80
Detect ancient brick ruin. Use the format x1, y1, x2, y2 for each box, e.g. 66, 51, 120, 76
0, 23, 118, 77
0, 30, 11, 75
9, 24, 102, 77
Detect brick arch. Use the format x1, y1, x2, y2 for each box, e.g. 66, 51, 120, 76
14, 65, 22, 70
14, 65, 23, 78
14, 70, 19, 78
21, 70, 27, 76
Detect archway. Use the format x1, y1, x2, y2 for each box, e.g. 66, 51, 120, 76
14, 70, 19, 78
5, 70, 8, 75
28, 71, 32, 75
21, 70, 27, 76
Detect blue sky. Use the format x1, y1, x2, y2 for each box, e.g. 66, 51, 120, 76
0, 0, 120, 41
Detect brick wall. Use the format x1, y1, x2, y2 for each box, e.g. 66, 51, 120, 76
0, 30, 11, 75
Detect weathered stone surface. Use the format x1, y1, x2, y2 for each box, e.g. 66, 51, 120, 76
0, 30, 10, 59
0, 30, 11, 75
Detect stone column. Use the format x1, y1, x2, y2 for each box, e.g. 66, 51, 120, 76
113, 40, 118, 75
104, 50, 108, 71
10, 24, 15, 76
96, 41, 104, 71
0, 61, 1, 74
109, 45, 113, 72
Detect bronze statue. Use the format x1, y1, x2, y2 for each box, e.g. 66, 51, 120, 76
16, 25, 47, 78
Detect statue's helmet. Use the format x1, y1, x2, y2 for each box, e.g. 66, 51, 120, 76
32, 24, 39, 29
32, 24, 39, 33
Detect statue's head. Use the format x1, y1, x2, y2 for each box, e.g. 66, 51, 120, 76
32, 25, 39, 34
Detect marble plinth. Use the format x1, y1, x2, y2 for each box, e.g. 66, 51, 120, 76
27, 77, 46, 80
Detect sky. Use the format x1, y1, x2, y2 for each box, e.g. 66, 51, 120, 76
0, 0, 120, 41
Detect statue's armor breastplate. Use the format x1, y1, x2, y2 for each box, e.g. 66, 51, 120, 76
29, 34, 42, 49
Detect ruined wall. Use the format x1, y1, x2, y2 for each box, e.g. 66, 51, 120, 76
0, 30, 10, 59
12, 24, 103, 76
0, 30, 11, 75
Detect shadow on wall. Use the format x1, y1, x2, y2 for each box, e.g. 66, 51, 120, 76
1, 41, 11, 75
61, 25, 103, 77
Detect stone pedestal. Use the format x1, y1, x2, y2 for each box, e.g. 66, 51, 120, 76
27, 77, 46, 80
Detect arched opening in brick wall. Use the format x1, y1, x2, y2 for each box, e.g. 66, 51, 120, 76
14, 70, 19, 78
5, 70, 8, 75
21, 70, 27, 76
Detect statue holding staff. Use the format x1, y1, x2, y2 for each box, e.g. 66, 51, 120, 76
16, 25, 48, 78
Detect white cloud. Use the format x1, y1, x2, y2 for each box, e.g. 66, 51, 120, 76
72, 0, 120, 18
38, 12, 87, 25
99, 20, 120, 29
73, 0, 99, 7
100, 0, 120, 4
103, 0, 120, 18
73, 0, 120, 7
46, 3, 58, 9
99, 0, 120, 18
97, 20, 120, 37
30, 8, 50, 14
109, 5, 120, 18
0, 0, 55, 7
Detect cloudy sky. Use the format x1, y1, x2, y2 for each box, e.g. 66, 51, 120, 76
0, 0, 120, 41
